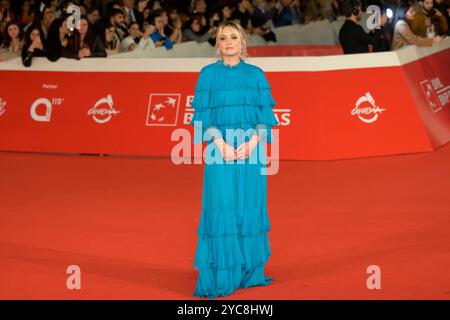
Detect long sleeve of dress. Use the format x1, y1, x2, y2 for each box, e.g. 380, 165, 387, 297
190, 66, 223, 144
253, 69, 278, 143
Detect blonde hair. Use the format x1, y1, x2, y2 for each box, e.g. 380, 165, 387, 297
215, 21, 249, 60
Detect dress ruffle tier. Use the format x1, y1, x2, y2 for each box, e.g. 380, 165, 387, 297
191, 59, 279, 144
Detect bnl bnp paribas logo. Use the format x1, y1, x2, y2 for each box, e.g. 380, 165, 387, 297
351, 92, 386, 124
145, 93, 290, 127
420, 77, 449, 113
146, 94, 181, 126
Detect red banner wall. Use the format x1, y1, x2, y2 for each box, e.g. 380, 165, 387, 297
0, 42, 449, 160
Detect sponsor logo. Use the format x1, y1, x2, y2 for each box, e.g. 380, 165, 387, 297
88, 94, 121, 124
351, 92, 386, 123
30, 97, 64, 122
420, 77, 449, 113
146, 94, 180, 126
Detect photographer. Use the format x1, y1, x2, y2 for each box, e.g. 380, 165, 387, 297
338, 0, 388, 54
411, 0, 448, 37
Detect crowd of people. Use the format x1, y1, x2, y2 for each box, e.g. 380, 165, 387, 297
0, 0, 449, 66
338, 0, 448, 53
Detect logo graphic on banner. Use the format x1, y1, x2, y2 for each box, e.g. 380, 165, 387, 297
146, 94, 180, 126
0, 98, 6, 117
420, 77, 449, 113
351, 92, 386, 124
88, 94, 121, 124
30, 98, 52, 122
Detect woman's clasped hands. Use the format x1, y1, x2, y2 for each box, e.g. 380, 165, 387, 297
214, 135, 260, 162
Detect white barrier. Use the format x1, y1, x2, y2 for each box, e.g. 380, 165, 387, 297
110, 16, 354, 59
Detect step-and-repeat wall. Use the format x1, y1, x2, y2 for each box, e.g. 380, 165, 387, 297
0, 42, 449, 160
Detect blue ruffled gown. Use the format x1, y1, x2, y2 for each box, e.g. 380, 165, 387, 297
190, 59, 279, 299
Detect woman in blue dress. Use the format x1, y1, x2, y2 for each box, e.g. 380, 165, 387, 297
190, 21, 279, 299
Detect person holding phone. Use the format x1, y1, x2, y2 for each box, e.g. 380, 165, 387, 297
121, 21, 155, 52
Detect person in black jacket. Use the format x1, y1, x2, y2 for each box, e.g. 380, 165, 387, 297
338, 0, 388, 54
22, 23, 46, 67
78, 16, 107, 57
45, 17, 69, 62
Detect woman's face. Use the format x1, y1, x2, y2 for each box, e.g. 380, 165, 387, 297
79, 19, 89, 36
144, 8, 150, 19
211, 13, 219, 21
154, 16, 163, 30
30, 29, 40, 41
88, 9, 100, 24
22, 1, 30, 11
191, 19, 201, 33
218, 26, 242, 58
43, 7, 55, 25
7, 24, 19, 39
170, 10, 178, 21
161, 11, 168, 26
405, 7, 415, 21
128, 23, 140, 38
105, 26, 115, 42
222, 6, 231, 19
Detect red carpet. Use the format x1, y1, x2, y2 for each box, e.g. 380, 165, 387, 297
0, 145, 449, 299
